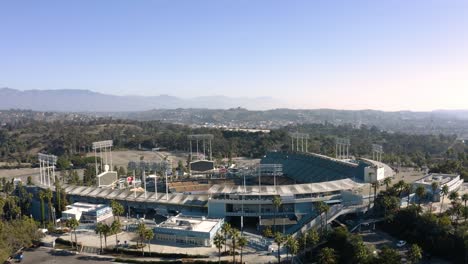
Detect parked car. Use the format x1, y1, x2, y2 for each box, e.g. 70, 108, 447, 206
396, 240, 407, 247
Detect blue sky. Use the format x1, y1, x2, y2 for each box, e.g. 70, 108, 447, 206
1, 0, 468, 110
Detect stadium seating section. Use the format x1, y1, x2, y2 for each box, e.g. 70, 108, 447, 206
261, 152, 367, 183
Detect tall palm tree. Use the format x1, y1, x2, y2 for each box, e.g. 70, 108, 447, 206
102, 223, 111, 248
221, 222, 231, 254
318, 247, 337, 264
95, 222, 104, 252
284, 235, 294, 262
38, 190, 46, 227
383, 177, 392, 190
415, 186, 426, 210
462, 193, 468, 222
213, 232, 225, 264
286, 236, 299, 264
111, 200, 124, 221
144, 228, 154, 254
394, 180, 406, 197
371, 182, 379, 205
111, 220, 122, 247
54, 180, 61, 218
440, 185, 449, 213
272, 196, 282, 233
230, 228, 240, 264
45, 188, 53, 223
405, 184, 413, 206
66, 218, 80, 250
274, 232, 285, 264
430, 182, 439, 213
237, 235, 247, 264
307, 228, 320, 249
317, 202, 330, 234
137, 223, 147, 256
448, 191, 460, 221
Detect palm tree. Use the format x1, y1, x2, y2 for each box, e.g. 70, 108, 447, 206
285, 235, 295, 260
415, 186, 426, 210
54, 180, 62, 218
440, 185, 449, 213
221, 222, 231, 254
448, 191, 460, 221
316, 202, 328, 234
272, 196, 282, 233
66, 218, 80, 250
402, 183, 412, 208
213, 232, 225, 264
230, 228, 240, 264
237, 235, 247, 264
394, 180, 406, 196
38, 190, 46, 227
307, 228, 319, 248
144, 228, 154, 254
462, 193, 468, 222
137, 223, 147, 256
407, 244, 422, 264
430, 182, 439, 213
95, 222, 104, 252
111, 220, 122, 247
383, 177, 392, 190
45, 188, 53, 223
102, 223, 111, 248
111, 200, 124, 221
274, 232, 285, 263
286, 236, 299, 264
371, 181, 379, 205
317, 202, 330, 234
318, 247, 337, 264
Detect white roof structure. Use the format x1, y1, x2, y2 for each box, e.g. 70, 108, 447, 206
59, 184, 208, 207
414, 173, 460, 186
61, 202, 108, 220
208, 178, 363, 196
157, 215, 222, 233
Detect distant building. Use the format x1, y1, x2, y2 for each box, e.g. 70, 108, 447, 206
154, 215, 224, 247
61, 202, 113, 223
412, 173, 463, 202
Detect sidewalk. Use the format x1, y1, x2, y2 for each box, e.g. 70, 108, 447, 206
49, 230, 277, 263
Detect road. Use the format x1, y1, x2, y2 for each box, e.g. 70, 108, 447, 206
19, 247, 114, 264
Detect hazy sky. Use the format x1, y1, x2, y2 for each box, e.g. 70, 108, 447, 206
1, 0, 468, 111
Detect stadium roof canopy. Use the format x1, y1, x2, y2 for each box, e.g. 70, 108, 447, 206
208, 178, 363, 196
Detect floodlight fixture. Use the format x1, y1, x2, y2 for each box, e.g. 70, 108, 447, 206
188, 134, 214, 161
289, 132, 310, 152
335, 137, 351, 159
37, 153, 57, 187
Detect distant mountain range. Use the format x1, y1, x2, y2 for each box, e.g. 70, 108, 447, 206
0, 88, 285, 111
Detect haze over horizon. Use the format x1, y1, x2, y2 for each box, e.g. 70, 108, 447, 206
1, 1, 468, 111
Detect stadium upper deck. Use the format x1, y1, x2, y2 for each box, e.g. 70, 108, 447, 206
261, 152, 371, 183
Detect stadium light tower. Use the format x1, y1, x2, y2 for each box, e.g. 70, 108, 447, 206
188, 134, 214, 160
335, 138, 351, 159
38, 153, 57, 187
289, 132, 310, 153
92, 140, 113, 176
372, 144, 384, 162
259, 164, 283, 190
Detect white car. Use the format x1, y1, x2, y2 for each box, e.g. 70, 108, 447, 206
396, 240, 407, 247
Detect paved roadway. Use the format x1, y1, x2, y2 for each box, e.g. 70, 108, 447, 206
20, 247, 114, 264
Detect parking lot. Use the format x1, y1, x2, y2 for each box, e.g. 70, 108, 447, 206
17, 247, 114, 264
